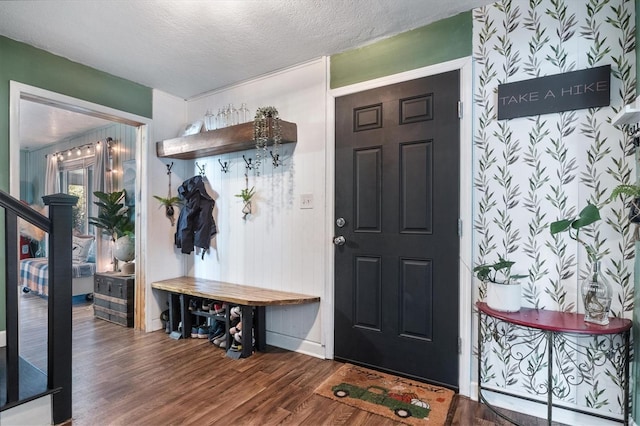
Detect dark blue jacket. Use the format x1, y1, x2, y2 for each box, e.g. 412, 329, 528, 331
174, 175, 217, 255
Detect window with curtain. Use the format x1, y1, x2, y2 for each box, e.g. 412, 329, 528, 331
59, 157, 95, 235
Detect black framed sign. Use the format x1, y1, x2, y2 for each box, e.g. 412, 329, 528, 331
497, 65, 610, 120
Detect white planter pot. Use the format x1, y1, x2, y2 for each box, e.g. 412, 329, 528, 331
487, 281, 521, 312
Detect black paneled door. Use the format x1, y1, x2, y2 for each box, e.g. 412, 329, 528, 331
334, 72, 460, 389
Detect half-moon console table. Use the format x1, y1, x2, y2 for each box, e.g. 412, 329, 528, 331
476, 302, 631, 425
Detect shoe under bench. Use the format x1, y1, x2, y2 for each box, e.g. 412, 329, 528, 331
151, 276, 320, 358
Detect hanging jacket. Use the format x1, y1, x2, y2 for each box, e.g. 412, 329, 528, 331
174, 175, 217, 256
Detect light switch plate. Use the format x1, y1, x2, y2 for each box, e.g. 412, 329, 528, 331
300, 193, 314, 209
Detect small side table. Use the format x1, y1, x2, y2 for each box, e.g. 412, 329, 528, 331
477, 302, 631, 425
93, 272, 135, 327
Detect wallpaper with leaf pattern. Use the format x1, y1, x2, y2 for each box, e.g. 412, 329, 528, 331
473, 0, 635, 416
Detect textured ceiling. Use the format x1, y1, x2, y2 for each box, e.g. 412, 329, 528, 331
0, 0, 492, 100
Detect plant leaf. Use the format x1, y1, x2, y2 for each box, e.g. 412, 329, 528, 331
550, 219, 571, 234
571, 204, 600, 229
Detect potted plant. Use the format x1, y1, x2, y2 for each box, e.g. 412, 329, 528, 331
235, 186, 255, 220
153, 195, 182, 226
550, 204, 611, 325
474, 257, 528, 312
89, 190, 134, 272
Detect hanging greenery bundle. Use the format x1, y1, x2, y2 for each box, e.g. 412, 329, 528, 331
253, 106, 281, 175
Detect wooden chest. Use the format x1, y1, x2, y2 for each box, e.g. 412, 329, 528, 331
93, 273, 134, 327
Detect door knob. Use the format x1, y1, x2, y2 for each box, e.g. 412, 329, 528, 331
333, 236, 346, 246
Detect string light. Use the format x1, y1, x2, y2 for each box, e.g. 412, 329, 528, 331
50, 139, 109, 162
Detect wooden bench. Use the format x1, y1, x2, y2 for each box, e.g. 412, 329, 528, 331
151, 276, 320, 358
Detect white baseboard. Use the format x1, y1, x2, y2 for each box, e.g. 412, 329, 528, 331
265, 331, 325, 359
0, 394, 51, 425
480, 389, 622, 426
150, 318, 163, 332
469, 380, 478, 401
0, 330, 5, 347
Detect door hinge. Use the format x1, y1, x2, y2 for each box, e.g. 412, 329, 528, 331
457, 218, 463, 238
458, 337, 462, 354
457, 100, 463, 119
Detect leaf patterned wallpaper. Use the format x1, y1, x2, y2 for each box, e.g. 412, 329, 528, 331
473, 0, 635, 416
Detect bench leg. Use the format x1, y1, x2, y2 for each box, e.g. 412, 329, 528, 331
180, 294, 192, 339
254, 306, 266, 351
240, 305, 253, 358
168, 293, 180, 332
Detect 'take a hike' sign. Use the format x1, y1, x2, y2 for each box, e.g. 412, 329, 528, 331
497, 65, 610, 120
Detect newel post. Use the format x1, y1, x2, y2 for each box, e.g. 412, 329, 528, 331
43, 193, 77, 425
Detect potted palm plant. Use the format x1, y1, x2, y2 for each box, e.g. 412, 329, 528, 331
89, 190, 134, 272
474, 257, 528, 312
550, 204, 611, 325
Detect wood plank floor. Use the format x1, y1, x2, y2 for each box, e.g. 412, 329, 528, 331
16, 292, 553, 425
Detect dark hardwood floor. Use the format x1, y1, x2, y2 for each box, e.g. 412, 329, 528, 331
16, 292, 550, 425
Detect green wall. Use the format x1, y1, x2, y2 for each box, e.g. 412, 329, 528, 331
0, 35, 152, 331
330, 11, 472, 89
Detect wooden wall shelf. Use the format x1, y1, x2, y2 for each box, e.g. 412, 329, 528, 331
156, 119, 297, 160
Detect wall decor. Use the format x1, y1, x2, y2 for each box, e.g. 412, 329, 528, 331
497, 65, 611, 119
473, 0, 634, 419
153, 162, 181, 226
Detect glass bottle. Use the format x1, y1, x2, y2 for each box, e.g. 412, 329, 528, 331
204, 109, 215, 131
581, 261, 612, 325
239, 103, 250, 123
229, 103, 239, 126
216, 108, 225, 128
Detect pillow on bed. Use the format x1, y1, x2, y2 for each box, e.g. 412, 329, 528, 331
72, 235, 94, 263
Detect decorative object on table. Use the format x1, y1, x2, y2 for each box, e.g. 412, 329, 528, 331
89, 189, 134, 272
314, 363, 454, 425
253, 106, 282, 174
153, 162, 182, 226
474, 257, 528, 312
174, 175, 217, 258
114, 234, 135, 274
550, 204, 612, 325
609, 183, 640, 240
179, 120, 203, 137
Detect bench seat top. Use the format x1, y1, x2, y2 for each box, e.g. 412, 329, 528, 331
151, 276, 320, 306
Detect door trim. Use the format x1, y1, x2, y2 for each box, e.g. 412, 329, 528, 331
9, 81, 152, 331
325, 56, 473, 397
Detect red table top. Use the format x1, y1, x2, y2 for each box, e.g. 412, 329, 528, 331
476, 302, 632, 334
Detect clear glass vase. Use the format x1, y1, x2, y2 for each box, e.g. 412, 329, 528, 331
581, 262, 612, 325
204, 109, 215, 131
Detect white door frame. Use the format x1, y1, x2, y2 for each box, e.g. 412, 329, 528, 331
324, 57, 473, 397
9, 81, 152, 330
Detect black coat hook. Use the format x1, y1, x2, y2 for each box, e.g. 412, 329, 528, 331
243, 155, 254, 170
218, 159, 229, 173
270, 150, 282, 168
195, 162, 206, 176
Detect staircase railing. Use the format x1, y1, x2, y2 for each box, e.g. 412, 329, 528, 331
0, 190, 77, 424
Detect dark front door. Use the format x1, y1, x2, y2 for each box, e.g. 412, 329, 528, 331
334, 72, 460, 389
